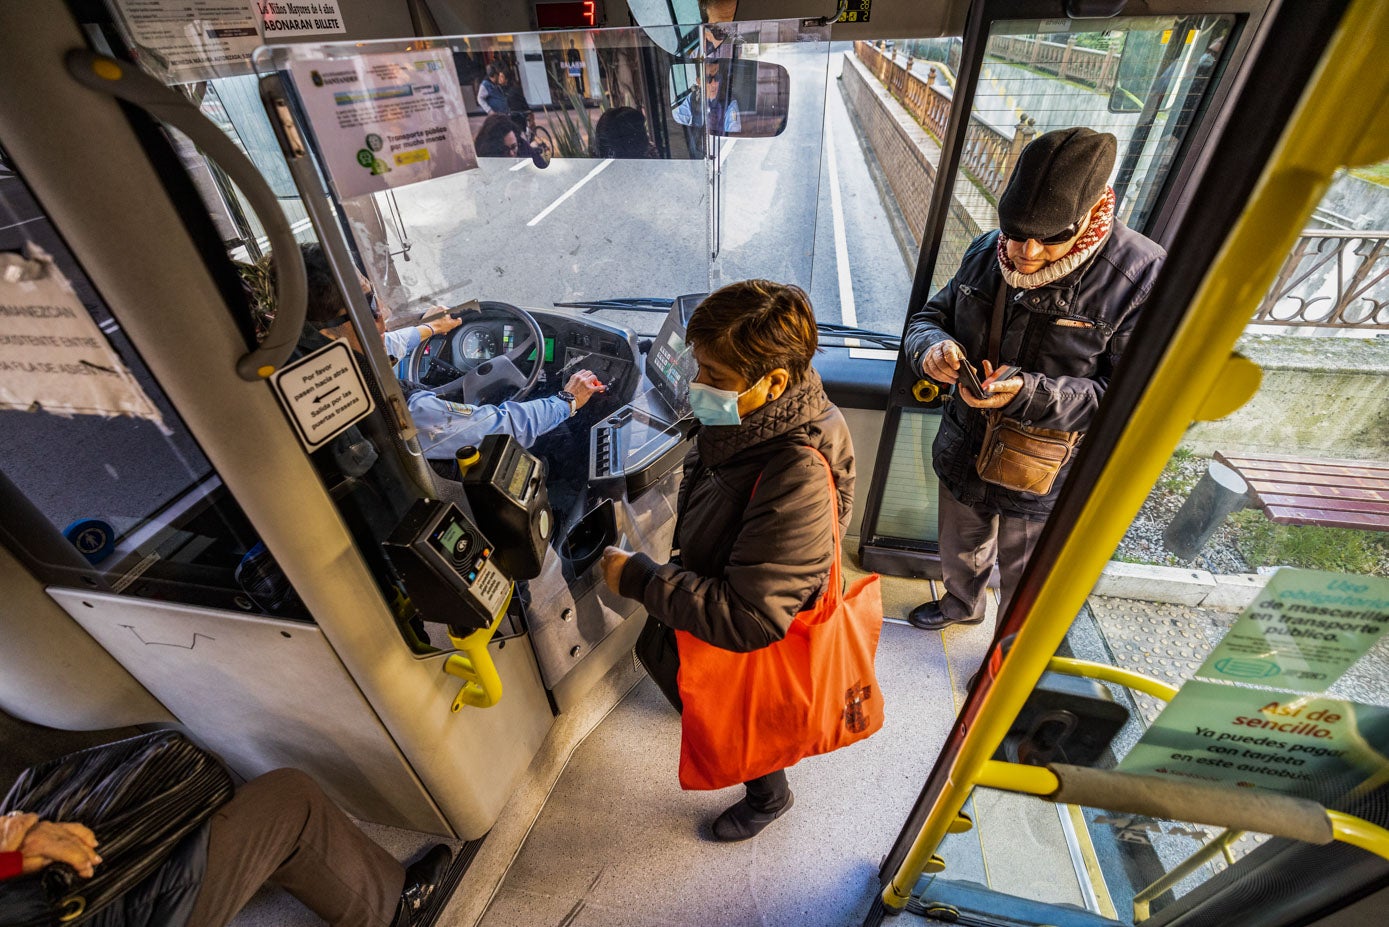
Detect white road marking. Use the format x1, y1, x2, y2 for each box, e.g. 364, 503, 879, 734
824, 107, 858, 329
526, 159, 614, 227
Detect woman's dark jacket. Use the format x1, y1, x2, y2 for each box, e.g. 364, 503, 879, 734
903, 223, 1165, 518
619, 369, 854, 652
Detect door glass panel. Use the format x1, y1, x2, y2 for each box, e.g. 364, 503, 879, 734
865, 14, 1233, 554
0, 156, 308, 620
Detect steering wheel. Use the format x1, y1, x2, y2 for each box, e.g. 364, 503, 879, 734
405, 300, 546, 405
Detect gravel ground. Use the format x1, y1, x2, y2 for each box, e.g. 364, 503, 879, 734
1112, 454, 1254, 575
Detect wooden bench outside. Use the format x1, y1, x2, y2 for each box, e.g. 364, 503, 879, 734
1213, 453, 1389, 533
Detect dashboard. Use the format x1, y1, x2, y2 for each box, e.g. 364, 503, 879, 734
413, 306, 641, 418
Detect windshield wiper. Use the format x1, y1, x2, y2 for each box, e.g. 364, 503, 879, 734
553, 298, 674, 316
815, 322, 900, 351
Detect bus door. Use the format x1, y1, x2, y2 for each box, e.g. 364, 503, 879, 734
860, 0, 1389, 925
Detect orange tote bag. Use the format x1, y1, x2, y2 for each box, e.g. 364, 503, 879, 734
674, 448, 884, 790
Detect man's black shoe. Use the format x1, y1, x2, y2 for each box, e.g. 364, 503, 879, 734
907, 600, 984, 631
394, 843, 451, 926
711, 791, 794, 842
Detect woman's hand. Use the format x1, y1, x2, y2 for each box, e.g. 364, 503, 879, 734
1, 811, 37, 853
10, 818, 101, 878
600, 546, 631, 593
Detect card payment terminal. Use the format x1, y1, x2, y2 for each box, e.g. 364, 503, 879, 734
383, 500, 511, 633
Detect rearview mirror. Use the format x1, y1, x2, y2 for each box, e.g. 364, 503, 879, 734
670, 58, 789, 139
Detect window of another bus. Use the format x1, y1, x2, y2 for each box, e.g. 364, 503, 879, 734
0, 158, 309, 620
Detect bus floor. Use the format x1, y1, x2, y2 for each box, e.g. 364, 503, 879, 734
226, 546, 1090, 927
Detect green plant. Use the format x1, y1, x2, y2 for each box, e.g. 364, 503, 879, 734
1229, 510, 1389, 576
545, 63, 602, 158
1154, 447, 1201, 496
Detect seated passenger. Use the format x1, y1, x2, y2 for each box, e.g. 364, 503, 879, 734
673, 60, 741, 135
1, 768, 448, 927
286, 243, 605, 459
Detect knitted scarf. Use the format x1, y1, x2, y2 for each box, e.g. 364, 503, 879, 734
997, 186, 1116, 290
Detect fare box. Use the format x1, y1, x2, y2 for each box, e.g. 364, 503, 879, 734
270, 340, 374, 451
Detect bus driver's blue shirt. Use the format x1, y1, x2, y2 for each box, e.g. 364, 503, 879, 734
383, 324, 571, 458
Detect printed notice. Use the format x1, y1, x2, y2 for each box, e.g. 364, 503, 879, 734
1195, 569, 1389, 692
269, 340, 375, 450
257, 1, 348, 37
1117, 680, 1389, 803
289, 51, 476, 200
0, 246, 164, 428
113, 0, 263, 83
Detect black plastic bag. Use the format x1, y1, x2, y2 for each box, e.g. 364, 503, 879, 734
0, 731, 232, 926
635, 616, 683, 713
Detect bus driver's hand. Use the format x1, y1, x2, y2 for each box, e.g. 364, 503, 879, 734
565, 370, 607, 409
601, 546, 631, 593
922, 340, 966, 385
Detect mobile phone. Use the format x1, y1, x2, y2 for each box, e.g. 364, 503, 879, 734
958, 362, 1021, 398
955, 361, 987, 399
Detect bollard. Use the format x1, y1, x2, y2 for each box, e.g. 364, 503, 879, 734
1162, 459, 1250, 560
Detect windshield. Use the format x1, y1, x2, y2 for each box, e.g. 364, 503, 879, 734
253, 20, 831, 331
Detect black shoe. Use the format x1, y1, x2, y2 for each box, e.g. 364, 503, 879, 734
394, 844, 451, 927
711, 791, 795, 842
907, 600, 984, 631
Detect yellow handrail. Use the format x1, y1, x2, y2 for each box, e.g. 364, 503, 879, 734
1046, 656, 1179, 702
1328, 811, 1389, 861
443, 594, 510, 710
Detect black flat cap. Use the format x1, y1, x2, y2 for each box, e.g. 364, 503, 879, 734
997, 127, 1117, 241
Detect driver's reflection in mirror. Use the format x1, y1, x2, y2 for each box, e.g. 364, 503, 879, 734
282, 244, 607, 459
673, 60, 741, 135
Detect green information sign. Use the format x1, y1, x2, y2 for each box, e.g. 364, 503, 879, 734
1195, 568, 1389, 692
1117, 680, 1389, 802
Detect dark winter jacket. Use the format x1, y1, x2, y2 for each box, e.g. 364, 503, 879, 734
619, 369, 854, 652
903, 223, 1165, 518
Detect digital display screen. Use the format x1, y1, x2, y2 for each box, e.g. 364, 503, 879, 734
535, 1, 599, 29
525, 337, 555, 363
622, 410, 681, 466
438, 520, 465, 554
507, 456, 534, 499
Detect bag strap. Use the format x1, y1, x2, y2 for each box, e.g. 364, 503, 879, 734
988, 281, 1007, 367
748, 445, 842, 596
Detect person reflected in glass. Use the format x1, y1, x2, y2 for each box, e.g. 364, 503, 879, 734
599, 281, 854, 842
589, 106, 657, 159
477, 61, 511, 117
474, 113, 533, 159
673, 59, 741, 135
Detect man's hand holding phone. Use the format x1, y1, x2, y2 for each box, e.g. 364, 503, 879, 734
959, 359, 1023, 409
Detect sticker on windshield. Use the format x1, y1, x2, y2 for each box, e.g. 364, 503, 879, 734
1195, 569, 1389, 693
290, 50, 476, 200
1117, 680, 1389, 803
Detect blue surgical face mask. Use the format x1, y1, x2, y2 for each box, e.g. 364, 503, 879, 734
688, 377, 763, 426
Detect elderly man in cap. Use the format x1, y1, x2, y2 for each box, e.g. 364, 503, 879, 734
904, 126, 1165, 632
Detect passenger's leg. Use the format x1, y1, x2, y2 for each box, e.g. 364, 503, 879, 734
712, 769, 793, 842
994, 513, 1047, 625
910, 486, 997, 630
187, 768, 404, 927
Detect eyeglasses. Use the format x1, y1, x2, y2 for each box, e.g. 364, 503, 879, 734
504, 142, 519, 154
1001, 219, 1084, 246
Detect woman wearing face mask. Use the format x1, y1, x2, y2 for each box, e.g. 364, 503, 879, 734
600, 280, 854, 841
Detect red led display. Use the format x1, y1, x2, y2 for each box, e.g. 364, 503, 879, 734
535, 1, 599, 29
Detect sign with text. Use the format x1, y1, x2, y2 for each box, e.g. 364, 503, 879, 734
289, 51, 475, 200
1117, 680, 1389, 803
0, 246, 164, 428
1196, 569, 1389, 692
113, 0, 263, 83
269, 340, 374, 450
257, 1, 348, 38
